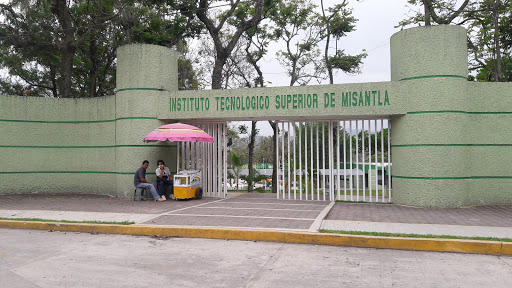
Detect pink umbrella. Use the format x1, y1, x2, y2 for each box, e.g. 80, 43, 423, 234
143, 123, 214, 143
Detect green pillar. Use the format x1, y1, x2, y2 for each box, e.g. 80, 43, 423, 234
390, 25, 470, 207
115, 44, 178, 197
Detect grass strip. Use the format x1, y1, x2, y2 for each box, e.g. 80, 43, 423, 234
0, 217, 134, 225
319, 229, 512, 242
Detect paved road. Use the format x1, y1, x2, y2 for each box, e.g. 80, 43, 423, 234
2, 228, 511, 288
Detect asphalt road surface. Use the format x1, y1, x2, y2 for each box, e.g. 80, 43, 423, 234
1, 228, 511, 288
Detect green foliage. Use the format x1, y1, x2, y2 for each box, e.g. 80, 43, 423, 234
475, 56, 512, 82
398, 0, 512, 82
195, 0, 265, 89
327, 3, 356, 38
0, 0, 202, 97
320, 0, 365, 83
178, 57, 199, 90
397, 0, 470, 27
240, 167, 267, 185
230, 152, 244, 191
270, 0, 325, 86
329, 49, 367, 74
253, 135, 274, 164
466, 0, 512, 82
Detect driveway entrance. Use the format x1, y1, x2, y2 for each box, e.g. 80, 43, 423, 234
145, 193, 331, 231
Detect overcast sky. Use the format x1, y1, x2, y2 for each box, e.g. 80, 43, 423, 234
237, 0, 413, 135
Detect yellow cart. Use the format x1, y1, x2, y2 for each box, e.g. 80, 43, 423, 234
173, 170, 203, 200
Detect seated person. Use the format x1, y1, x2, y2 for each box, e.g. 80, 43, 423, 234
134, 160, 165, 202
156, 160, 174, 199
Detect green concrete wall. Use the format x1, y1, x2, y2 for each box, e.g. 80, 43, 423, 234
0, 95, 117, 195
0, 44, 179, 198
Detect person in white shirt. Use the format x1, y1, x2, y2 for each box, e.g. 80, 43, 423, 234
155, 160, 173, 200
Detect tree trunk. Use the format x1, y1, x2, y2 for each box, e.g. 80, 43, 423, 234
212, 58, 226, 89
269, 120, 278, 193
89, 39, 98, 98
422, 0, 432, 26
492, 0, 503, 82
321, 0, 334, 84
50, 65, 58, 98
247, 121, 257, 193
52, 0, 75, 98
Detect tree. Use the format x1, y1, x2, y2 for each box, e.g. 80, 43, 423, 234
230, 123, 259, 193
0, 0, 77, 97
0, 0, 202, 97
268, 120, 279, 193
399, 0, 512, 82
243, 23, 273, 87
266, 0, 320, 191
270, 0, 326, 86
398, 0, 470, 27
320, 0, 366, 84
357, 128, 389, 162
194, 0, 265, 89
253, 135, 274, 167
245, 121, 258, 192
176, 42, 199, 90
466, 0, 511, 82
240, 167, 267, 192
230, 152, 244, 191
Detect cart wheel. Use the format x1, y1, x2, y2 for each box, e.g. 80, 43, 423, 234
195, 188, 203, 199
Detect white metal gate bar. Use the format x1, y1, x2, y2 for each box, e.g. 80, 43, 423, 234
298, 123, 302, 200
355, 121, 359, 202
336, 121, 341, 201
177, 122, 227, 198
349, 120, 353, 200
387, 120, 392, 202
276, 119, 391, 202
380, 119, 385, 202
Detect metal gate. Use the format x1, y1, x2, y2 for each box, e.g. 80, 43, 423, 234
177, 122, 227, 198
276, 119, 392, 202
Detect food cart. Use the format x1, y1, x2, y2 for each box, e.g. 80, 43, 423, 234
173, 170, 203, 200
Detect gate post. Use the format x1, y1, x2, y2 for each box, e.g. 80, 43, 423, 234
390, 25, 470, 207
115, 44, 178, 197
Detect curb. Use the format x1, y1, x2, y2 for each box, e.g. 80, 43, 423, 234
1, 220, 511, 256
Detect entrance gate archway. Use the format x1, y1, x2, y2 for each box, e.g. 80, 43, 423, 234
105, 24, 512, 207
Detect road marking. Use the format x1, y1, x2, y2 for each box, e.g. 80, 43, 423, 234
194, 207, 320, 212
215, 201, 328, 207
161, 199, 226, 215
162, 214, 315, 221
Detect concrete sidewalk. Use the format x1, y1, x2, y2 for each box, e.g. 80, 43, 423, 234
0, 193, 511, 255
322, 202, 512, 239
